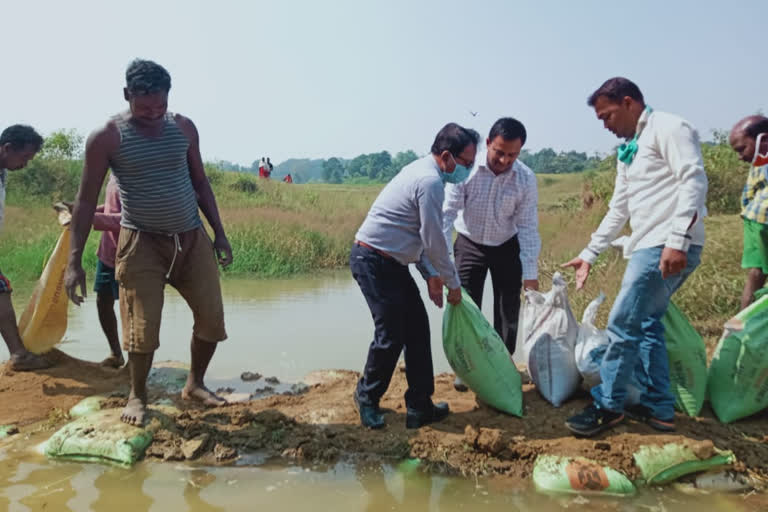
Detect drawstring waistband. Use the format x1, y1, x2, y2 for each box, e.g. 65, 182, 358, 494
165, 233, 182, 279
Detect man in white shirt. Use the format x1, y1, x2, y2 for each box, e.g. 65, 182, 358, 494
0, 125, 50, 371
563, 77, 707, 437
443, 118, 541, 391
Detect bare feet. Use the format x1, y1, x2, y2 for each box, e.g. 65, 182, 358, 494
9, 352, 51, 371
182, 384, 227, 407
120, 397, 147, 426
100, 354, 125, 369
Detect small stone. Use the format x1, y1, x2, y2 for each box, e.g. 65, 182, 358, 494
240, 372, 262, 382
214, 443, 237, 461
216, 387, 236, 394
182, 434, 210, 460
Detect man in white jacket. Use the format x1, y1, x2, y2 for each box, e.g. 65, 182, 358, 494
563, 77, 707, 437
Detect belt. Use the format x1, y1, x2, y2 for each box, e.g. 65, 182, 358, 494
355, 240, 394, 259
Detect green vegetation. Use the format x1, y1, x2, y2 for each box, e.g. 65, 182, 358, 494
0, 129, 753, 347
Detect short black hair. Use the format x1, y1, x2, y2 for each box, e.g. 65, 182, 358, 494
126, 59, 172, 95
430, 123, 480, 157
0, 125, 43, 151
488, 117, 527, 145
745, 117, 768, 139
587, 77, 644, 107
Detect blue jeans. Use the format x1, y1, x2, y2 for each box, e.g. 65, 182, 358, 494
591, 245, 702, 420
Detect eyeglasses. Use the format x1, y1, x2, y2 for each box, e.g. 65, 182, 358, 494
453, 154, 474, 168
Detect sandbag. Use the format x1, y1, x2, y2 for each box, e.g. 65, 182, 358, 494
661, 302, 707, 417
520, 273, 580, 406
532, 455, 636, 496
19, 209, 72, 354
574, 292, 608, 388
44, 409, 153, 466
633, 443, 735, 486
443, 289, 523, 416
69, 396, 107, 419
708, 294, 768, 423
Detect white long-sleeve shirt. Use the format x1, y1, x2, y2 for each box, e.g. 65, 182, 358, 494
443, 155, 541, 280
578, 109, 708, 264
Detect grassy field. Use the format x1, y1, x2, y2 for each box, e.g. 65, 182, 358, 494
0, 170, 747, 346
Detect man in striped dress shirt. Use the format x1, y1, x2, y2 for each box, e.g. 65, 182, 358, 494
65, 59, 233, 426
443, 118, 541, 391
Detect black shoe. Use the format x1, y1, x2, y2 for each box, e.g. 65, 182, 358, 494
453, 377, 469, 392
406, 402, 450, 429
625, 404, 675, 432
565, 403, 624, 437
353, 392, 385, 429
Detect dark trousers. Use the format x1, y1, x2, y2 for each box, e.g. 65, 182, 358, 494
454, 233, 523, 354
350, 244, 434, 410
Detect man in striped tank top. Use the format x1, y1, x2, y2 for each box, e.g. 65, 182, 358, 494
65, 59, 233, 426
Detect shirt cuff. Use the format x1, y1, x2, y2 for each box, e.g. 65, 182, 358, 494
578, 247, 600, 265
522, 264, 538, 281
665, 232, 692, 252
445, 273, 460, 290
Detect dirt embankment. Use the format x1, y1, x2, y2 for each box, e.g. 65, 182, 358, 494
1, 352, 767, 488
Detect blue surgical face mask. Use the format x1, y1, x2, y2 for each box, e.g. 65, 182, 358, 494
441, 156, 471, 184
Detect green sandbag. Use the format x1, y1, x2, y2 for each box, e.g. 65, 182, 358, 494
443, 289, 523, 416
633, 443, 735, 485
662, 302, 707, 417
533, 455, 636, 496
44, 409, 153, 466
69, 396, 107, 418
708, 294, 768, 423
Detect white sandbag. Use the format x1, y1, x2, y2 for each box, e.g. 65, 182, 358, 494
521, 272, 581, 406
575, 292, 609, 388
573, 292, 641, 406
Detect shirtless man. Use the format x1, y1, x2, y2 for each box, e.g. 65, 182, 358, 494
65, 59, 233, 425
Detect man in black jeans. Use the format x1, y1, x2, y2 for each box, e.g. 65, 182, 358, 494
351, 123, 479, 429
443, 118, 541, 391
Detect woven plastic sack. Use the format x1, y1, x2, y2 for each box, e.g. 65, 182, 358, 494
633, 443, 735, 485
520, 273, 581, 406
708, 294, 768, 423
44, 409, 153, 466
533, 455, 635, 496
661, 301, 707, 417
574, 292, 609, 388
443, 289, 523, 416
19, 208, 72, 354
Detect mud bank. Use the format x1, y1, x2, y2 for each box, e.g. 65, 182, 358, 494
1, 353, 767, 492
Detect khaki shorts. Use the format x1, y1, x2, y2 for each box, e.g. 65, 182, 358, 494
115, 227, 227, 354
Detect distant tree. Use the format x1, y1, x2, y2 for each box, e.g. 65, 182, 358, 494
40, 129, 83, 160
322, 157, 345, 183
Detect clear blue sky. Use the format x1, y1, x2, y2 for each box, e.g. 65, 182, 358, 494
5, 0, 767, 166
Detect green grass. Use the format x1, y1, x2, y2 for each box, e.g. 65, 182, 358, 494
0, 161, 750, 348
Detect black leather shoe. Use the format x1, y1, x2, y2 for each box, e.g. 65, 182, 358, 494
406, 402, 450, 429
453, 377, 469, 392
353, 392, 385, 429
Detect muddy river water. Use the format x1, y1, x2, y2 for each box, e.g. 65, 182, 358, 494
0, 271, 764, 510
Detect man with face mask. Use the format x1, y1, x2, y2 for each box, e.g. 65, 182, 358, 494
729, 115, 768, 310
443, 118, 540, 392
0, 125, 50, 371
562, 77, 707, 437
352, 122, 478, 429
65, 59, 234, 427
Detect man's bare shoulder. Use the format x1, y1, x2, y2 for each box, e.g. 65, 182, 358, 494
172, 113, 198, 140
86, 118, 121, 153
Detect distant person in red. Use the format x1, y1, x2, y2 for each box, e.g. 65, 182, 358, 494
283, 174, 293, 184
258, 157, 271, 179
92, 175, 124, 368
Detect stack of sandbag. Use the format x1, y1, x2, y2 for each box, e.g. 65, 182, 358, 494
708, 293, 768, 423
520, 273, 581, 407
443, 289, 523, 416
